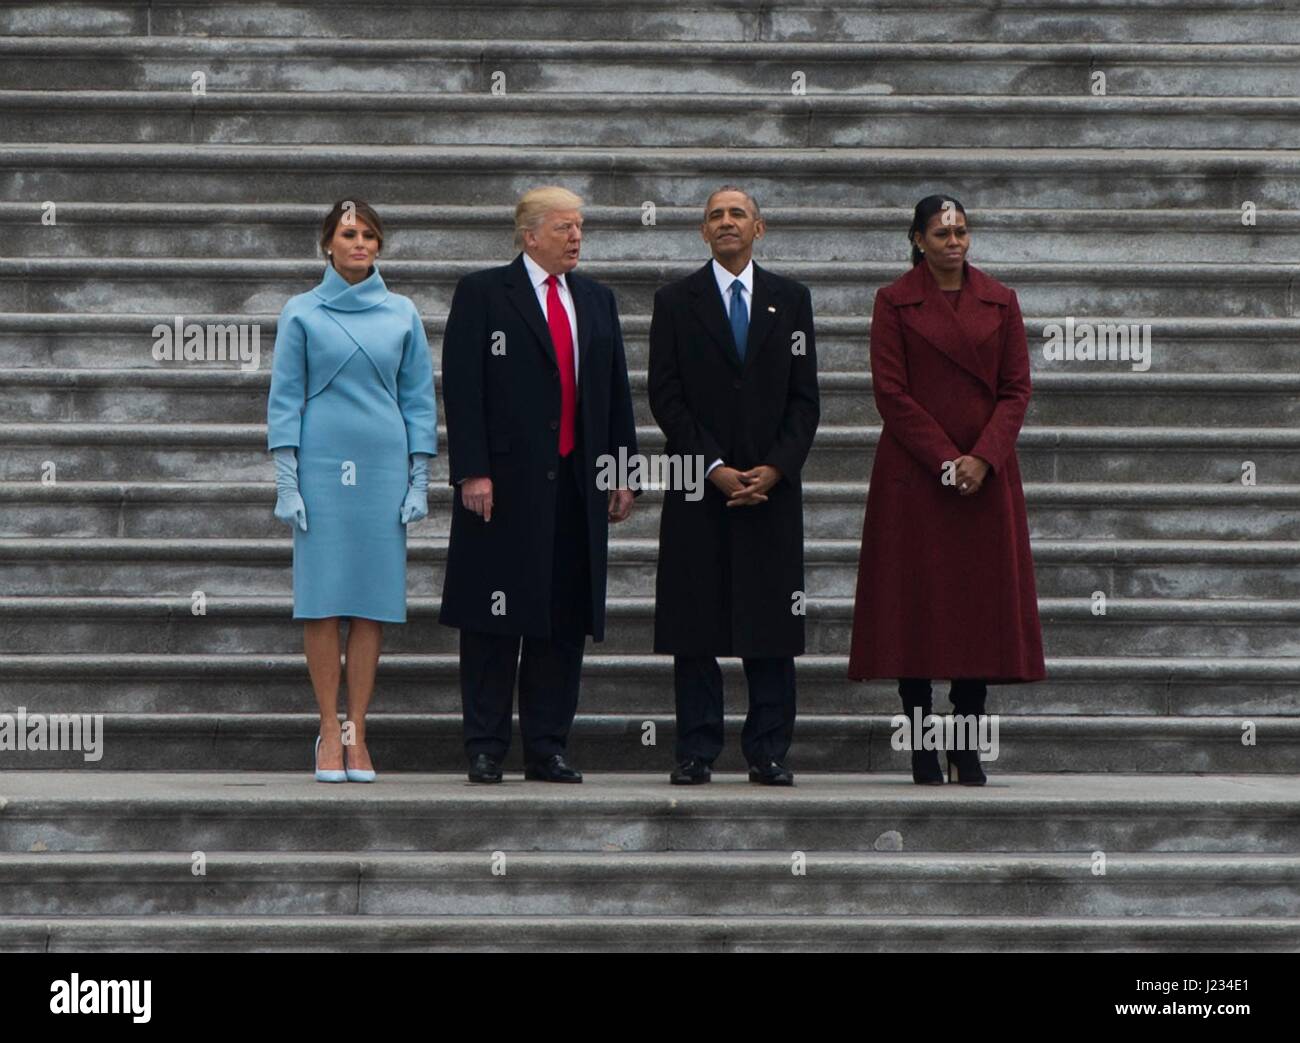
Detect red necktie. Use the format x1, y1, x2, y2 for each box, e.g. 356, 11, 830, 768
546, 274, 576, 457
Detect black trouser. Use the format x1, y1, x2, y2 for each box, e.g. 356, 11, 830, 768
673, 655, 796, 766
460, 447, 591, 763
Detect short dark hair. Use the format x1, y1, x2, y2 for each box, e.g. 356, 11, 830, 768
704, 185, 762, 222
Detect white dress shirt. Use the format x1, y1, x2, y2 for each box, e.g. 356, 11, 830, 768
712, 257, 753, 323
703, 258, 755, 477
458, 253, 580, 487
522, 250, 579, 386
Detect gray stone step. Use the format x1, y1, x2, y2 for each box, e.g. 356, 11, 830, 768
13, 91, 1300, 149
2, 914, 1295, 952
3, 653, 1296, 716
2, 850, 1295, 918
5, 0, 1297, 45
7, 257, 1299, 318
5, 537, 1299, 600
3, 422, 1296, 483
7, 203, 1298, 264
3, 712, 1294, 774
6, 38, 1299, 96
1, 596, 1296, 657
7, 144, 1300, 208
4, 481, 1295, 541
1, 771, 1295, 853
6, 369, 1300, 428
3, 313, 1296, 374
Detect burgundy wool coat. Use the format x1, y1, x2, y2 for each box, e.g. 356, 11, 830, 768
847, 260, 1046, 683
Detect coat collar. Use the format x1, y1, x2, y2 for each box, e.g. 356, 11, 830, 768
889, 260, 1007, 391
503, 252, 593, 397
888, 258, 1008, 307
687, 258, 782, 372
312, 263, 389, 311
302, 265, 395, 403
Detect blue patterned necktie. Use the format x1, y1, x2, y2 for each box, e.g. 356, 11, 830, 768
729, 278, 749, 361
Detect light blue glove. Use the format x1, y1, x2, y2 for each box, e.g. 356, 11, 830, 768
400, 452, 430, 525
272, 446, 308, 532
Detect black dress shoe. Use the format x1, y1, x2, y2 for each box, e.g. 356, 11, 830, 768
467, 753, 503, 784
524, 753, 583, 783
670, 757, 712, 785
748, 760, 794, 786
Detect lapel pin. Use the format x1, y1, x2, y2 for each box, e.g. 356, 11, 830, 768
767, 305, 776, 313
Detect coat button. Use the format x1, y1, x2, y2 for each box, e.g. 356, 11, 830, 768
732, 379, 742, 389
549, 420, 558, 430
547, 470, 556, 480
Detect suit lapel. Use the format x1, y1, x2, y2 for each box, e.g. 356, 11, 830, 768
569, 273, 593, 403
688, 261, 743, 371
743, 263, 779, 368
503, 252, 557, 368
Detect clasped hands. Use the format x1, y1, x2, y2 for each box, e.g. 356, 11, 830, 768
951, 454, 990, 496
710, 464, 781, 507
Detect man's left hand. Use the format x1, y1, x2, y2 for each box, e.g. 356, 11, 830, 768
609, 488, 634, 522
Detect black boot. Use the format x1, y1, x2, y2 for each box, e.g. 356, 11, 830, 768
899, 678, 943, 785
947, 680, 989, 786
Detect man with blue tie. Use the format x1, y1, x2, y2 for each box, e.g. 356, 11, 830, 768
648, 186, 820, 785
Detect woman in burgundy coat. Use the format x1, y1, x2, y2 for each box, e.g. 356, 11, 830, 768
848, 195, 1045, 785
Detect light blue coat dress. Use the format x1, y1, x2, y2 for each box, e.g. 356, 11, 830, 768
266, 264, 437, 622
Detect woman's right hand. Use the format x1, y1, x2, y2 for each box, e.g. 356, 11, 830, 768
271, 447, 308, 530
461, 476, 493, 522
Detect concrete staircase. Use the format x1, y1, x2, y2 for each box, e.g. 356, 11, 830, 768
0, 1, 1297, 950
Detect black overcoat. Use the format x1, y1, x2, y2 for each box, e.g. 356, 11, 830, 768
648, 260, 820, 657
439, 252, 638, 641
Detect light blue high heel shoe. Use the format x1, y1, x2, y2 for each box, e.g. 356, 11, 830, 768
314, 735, 347, 783
344, 740, 376, 783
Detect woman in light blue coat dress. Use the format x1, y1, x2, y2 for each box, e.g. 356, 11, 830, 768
266, 200, 437, 782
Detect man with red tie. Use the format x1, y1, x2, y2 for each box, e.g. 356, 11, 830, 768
440, 186, 638, 783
